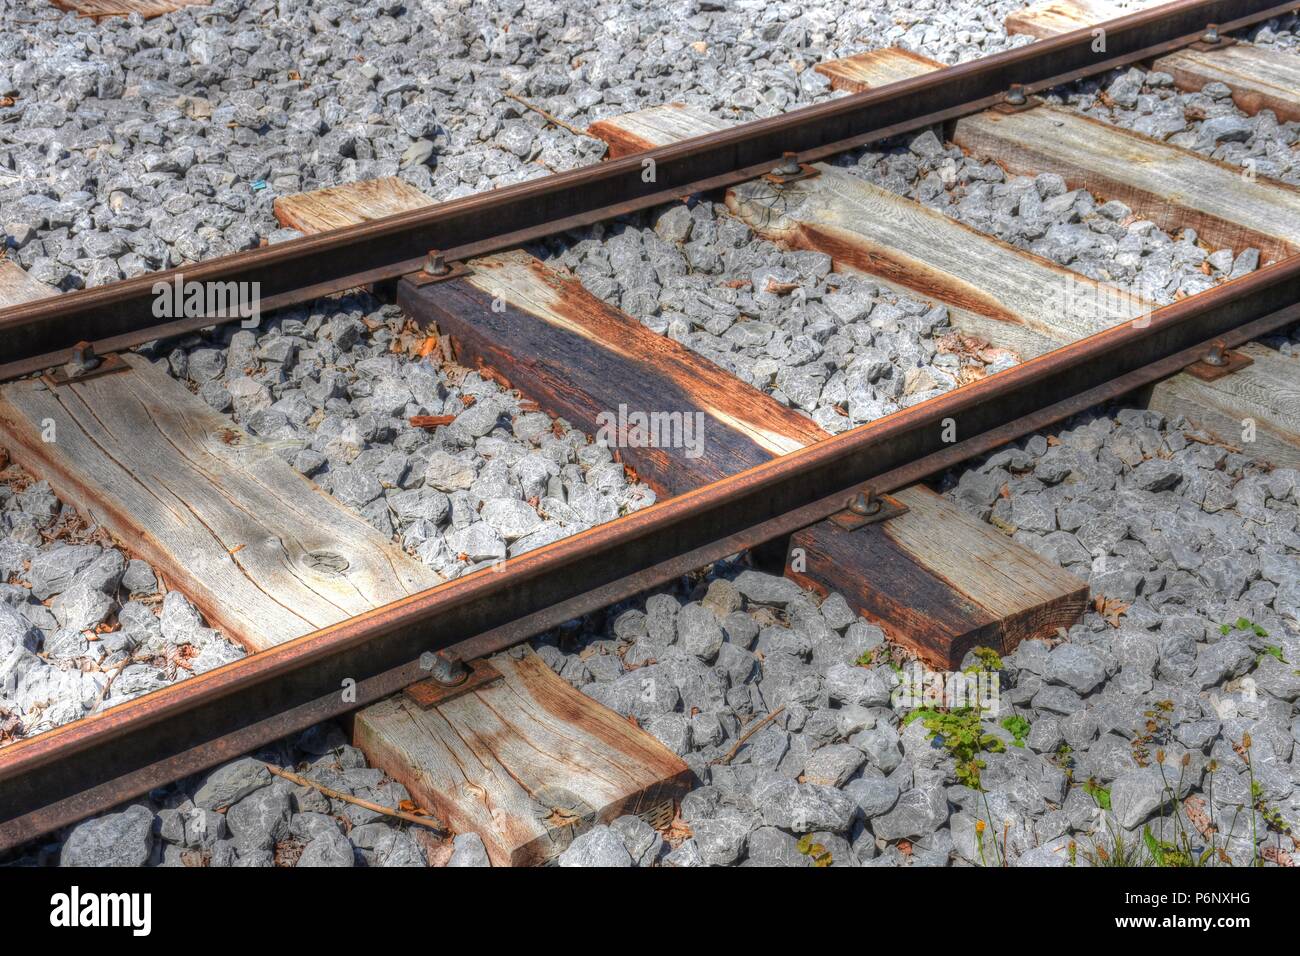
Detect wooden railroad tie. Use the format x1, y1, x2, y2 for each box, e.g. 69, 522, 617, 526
1153, 42, 1300, 124
50, 0, 210, 20
354, 646, 692, 867
0, 354, 440, 652
1004, 0, 1163, 39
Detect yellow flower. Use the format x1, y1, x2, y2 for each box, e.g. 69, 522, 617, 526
975, 819, 986, 834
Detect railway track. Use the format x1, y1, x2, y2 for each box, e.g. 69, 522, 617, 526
1, 0, 1298, 864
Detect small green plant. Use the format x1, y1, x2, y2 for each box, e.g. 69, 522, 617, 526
1082, 828, 1148, 867
1141, 826, 1208, 868
964, 646, 1003, 674
1000, 714, 1031, 748
855, 644, 904, 674
1053, 742, 1075, 780
903, 706, 1004, 789
796, 833, 833, 867
1083, 778, 1111, 810
1221, 616, 1268, 639
1257, 645, 1287, 666
1250, 779, 1291, 838
1142, 752, 1220, 868
1131, 699, 1174, 768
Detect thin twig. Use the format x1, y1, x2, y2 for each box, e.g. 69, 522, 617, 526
502, 91, 600, 140
712, 705, 785, 766
92, 654, 140, 709
265, 763, 447, 833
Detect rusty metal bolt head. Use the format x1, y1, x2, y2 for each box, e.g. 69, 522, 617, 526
772, 153, 802, 177
64, 341, 101, 377
426, 650, 468, 687
423, 251, 451, 276
1202, 342, 1228, 367
1202, 25, 1221, 44
1005, 84, 1027, 106
847, 490, 882, 517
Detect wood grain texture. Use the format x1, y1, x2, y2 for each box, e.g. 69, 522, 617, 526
790, 485, 1089, 668
273, 176, 433, 234
1153, 44, 1300, 124
354, 646, 693, 867
398, 250, 827, 496
587, 103, 729, 159
1004, 0, 1155, 38
726, 165, 1152, 358
1144, 343, 1300, 469
952, 105, 1300, 264
50, 0, 209, 19
814, 47, 943, 93
0, 355, 440, 652
0, 261, 56, 308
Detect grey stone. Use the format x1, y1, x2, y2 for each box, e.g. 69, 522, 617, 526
609, 814, 663, 867
1253, 655, 1300, 701
480, 497, 543, 541
557, 825, 633, 867
51, 584, 113, 633
745, 826, 811, 867
757, 780, 857, 833
871, 786, 949, 841
677, 603, 724, 662
842, 776, 901, 818
824, 662, 891, 706
193, 756, 272, 810
0, 601, 41, 657
61, 804, 153, 866
802, 743, 866, 787
27, 544, 101, 600
1044, 643, 1109, 695
447, 832, 491, 867
1110, 766, 1172, 829
1194, 640, 1254, 690
855, 723, 904, 773
733, 569, 806, 606
296, 827, 355, 867
225, 786, 292, 851
691, 815, 751, 865
159, 590, 205, 642
121, 559, 158, 595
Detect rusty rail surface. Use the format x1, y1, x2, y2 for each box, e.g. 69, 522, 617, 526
0, 0, 1294, 382
1, 0, 1298, 850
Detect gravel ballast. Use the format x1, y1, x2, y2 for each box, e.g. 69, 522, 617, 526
1, 0, 1038, 291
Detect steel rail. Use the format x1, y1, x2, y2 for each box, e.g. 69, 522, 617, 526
2, 251, 1297, 851
0, 0, 1294, 382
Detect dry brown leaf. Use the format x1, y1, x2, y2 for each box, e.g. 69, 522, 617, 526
1262, 846, 1296, 867
1093, 594, 1129, 628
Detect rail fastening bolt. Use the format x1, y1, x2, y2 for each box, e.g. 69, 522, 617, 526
847, 489, 882, 517
64, 341, 101, 378
772, 153, 802, 177
424, 250, 451, 276
428, 650, 469, 686
1005, 84, 1027, 106
1202, 342, 1229, 367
